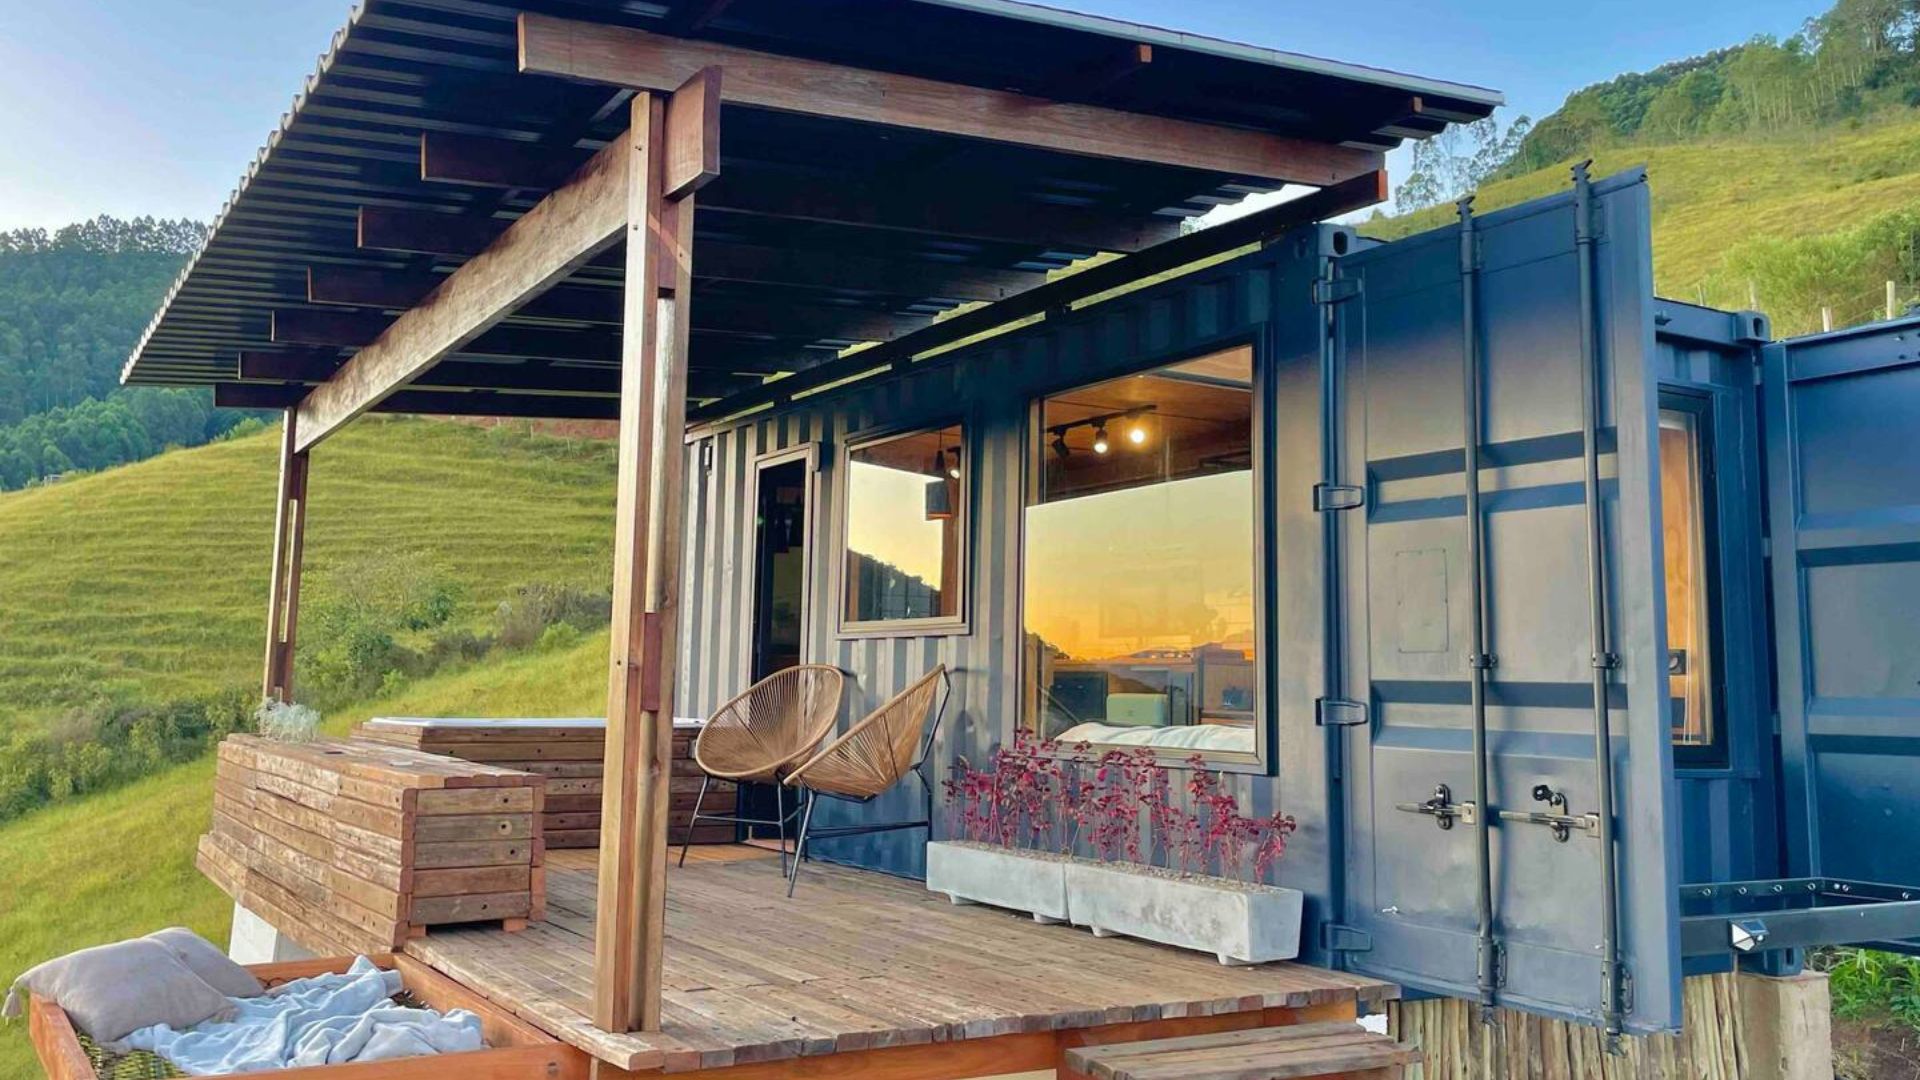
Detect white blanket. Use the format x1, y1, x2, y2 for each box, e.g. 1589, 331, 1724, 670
118, 957, 484, 1075
1055, 721, 1255, 754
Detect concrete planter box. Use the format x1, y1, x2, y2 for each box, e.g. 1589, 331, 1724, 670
925, 841, 1069, 923
1064, 860, 1303, 966
926, 842, 1303, 965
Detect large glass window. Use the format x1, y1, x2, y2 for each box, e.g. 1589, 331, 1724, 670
841, 424, 966, 631
1024, 346, 1259, 760
1659, 397, 1721, 761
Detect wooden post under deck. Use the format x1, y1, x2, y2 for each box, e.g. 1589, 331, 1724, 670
596, 69, 717, 1034
262, 408, 309, 703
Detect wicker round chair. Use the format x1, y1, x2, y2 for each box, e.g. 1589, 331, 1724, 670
679, 664, 846, 871
782, 665, 950, 895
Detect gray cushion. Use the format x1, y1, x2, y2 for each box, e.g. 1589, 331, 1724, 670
145, 928, 263, 999
3, 938, 237, 1043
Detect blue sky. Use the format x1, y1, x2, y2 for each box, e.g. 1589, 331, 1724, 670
0, 0, 1823, 231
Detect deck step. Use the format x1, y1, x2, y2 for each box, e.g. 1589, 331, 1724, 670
1065, 1021, 1419, 1080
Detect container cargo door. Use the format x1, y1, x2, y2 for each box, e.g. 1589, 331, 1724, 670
1765, 318, 1920, 907
1326, 169, 1681, 1034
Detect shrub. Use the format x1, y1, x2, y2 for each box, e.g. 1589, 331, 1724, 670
299, 552, 463, 706
255, 699, 321, 743
0, 686, 256, 824
493, 582, 610, 650
537, 621, 584, 653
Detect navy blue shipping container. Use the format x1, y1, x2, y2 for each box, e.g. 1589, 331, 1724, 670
677, 167, 1920, 1037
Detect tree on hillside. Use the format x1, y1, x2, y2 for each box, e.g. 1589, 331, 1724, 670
0, 214, 265, 490
1392, 114, 1533, 213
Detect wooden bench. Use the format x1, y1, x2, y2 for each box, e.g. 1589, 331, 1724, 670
1063, 1022, 1419, 1080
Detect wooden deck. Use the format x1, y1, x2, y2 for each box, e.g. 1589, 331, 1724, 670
404, 847, 1395, 1075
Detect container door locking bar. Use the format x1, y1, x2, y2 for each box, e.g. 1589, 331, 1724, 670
1497, 784, 1602, 842
1396, 783, 1478, 830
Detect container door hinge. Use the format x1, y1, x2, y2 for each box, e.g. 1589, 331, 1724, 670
1480, 942, 1509, 987
1313, 483, 1366, 511
1322, 923, 1374, 953
1316, 697, 1370, 727
1313, 277, 1361, 305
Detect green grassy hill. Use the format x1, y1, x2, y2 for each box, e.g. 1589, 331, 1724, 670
0, 417, 616, 730
0, 632, 611, 1077
1365, 115, 1920, 334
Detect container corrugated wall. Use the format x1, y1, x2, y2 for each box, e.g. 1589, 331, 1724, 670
676, 243, 1296, 881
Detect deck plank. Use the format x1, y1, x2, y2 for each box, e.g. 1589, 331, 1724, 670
404, 847, 1394, 1073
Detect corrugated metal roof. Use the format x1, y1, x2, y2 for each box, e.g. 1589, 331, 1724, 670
124, 0, 1500, 405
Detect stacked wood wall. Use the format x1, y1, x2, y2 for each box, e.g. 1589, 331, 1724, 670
198, 735, 546, 956
351, 720, 734, 847
1388, 973, 1746, 1080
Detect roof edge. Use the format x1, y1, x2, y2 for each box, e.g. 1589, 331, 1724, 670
910, 0, 1505, 108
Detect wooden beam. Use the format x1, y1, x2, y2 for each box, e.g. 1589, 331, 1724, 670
241, 351, 747, 399
276, 312, 622, 362
221, 382, 621, 420
465, 325, 622, 364
370, 173, 1175, 255
310, 266, 625, 323
692, 297, 933, 342
696, 240, 1038, 302
307, 266, 439, 308
239, 351, 343, 382
295, 139, 631, 450
262, 412, 309, 704
273, 308, 391, 348
691, 169, 1388, 426
518, 13, 1381, 185
420, 132, 572, 190
282, 297, 912, 355
702, 175, 1176, 252
358, 206, 506, 257
662, 67, 722, 198
597, 71, 707, 1035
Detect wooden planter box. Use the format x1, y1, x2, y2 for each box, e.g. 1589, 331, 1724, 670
27, 954, 586, 1079
353, 717, 735, 848
198, 735, 545, 956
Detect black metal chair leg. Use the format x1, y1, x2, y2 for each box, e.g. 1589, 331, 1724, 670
774, 781, 790, 877
787, 793, 819, 898
678, 773, 711, 868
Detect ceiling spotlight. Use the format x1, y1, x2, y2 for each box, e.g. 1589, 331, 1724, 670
1051, 433, 1071, 460
1127, 420, 1148, 446
946, 446, 962, 479
1092, 424, 1110, 455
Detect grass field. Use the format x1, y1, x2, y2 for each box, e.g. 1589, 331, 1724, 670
1365, 115, 1920, 328
0, 631, 611, 1078
0, 417, 617, 730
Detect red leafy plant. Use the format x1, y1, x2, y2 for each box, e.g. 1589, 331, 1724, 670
943, 735, 1297, 884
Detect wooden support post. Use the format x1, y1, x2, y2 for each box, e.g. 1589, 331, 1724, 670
261, 410, 310, 703
595, 67, 718, 1035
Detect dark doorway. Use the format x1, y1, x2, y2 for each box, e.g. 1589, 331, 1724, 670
740, 453, 812, 844
751, 456, 810, 682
